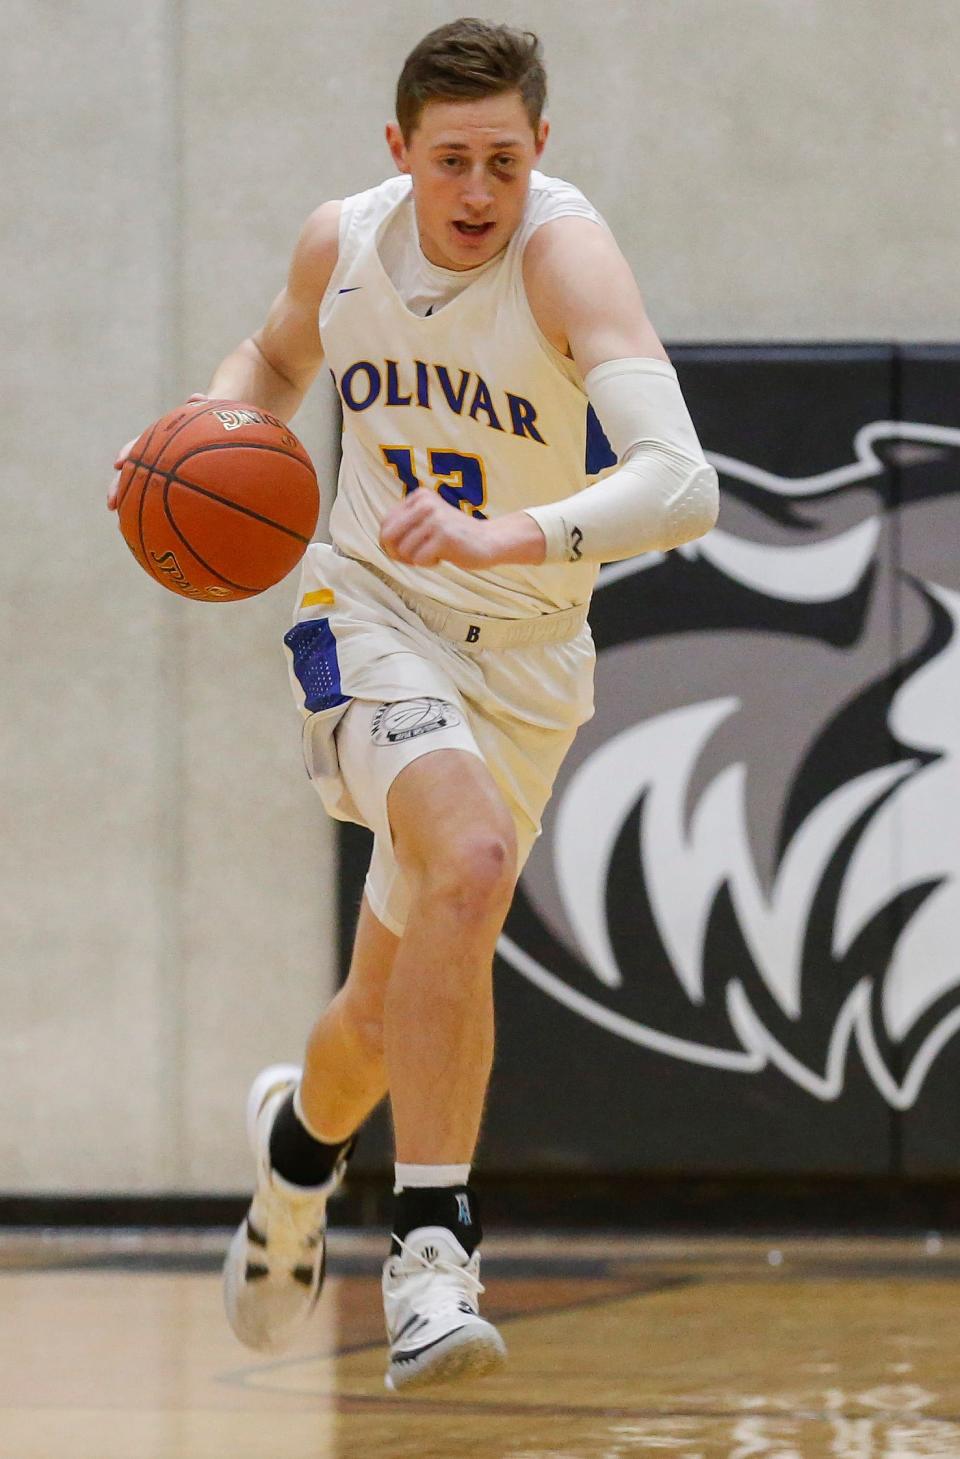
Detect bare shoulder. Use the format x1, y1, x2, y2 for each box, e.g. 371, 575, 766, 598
522, 215, 668, 375
288, 199, 343, 304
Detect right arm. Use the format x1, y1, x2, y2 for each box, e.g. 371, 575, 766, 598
205, 198, 341, 417
108, 199, 341, 508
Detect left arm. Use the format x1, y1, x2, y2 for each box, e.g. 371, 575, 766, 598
380, 216, 718, 569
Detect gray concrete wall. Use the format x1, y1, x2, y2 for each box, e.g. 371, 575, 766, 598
1, 0, 339, 1195
2, 0, 957, 1192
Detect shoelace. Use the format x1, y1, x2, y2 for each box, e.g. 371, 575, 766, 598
389, 1235, 485, 1318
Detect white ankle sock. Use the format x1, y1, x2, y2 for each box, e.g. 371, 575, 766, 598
394, 1162, 471, 1194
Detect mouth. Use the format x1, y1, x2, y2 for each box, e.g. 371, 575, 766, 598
453, 220, 495, 241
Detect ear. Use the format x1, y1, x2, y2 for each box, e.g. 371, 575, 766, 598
385, 121, 410, 174
534, 118, 549, 163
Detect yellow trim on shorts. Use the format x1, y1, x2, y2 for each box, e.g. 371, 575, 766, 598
301, 588, 335, 608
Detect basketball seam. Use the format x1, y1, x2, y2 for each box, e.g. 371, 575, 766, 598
160, 479, 257, 594
117, 453, 147, 516
117, 411, 166, 515
120, 402, 231, 528
116, 461, 136, 515
137, 466, 164, 586
124, 399, 297, 511
126, 455, 315, 545
161, 438, 315, 537
166, 437, 313, 475
149, 402, 254, 459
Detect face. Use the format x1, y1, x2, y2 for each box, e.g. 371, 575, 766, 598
386, 90, 548, 271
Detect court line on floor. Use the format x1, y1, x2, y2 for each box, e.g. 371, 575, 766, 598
216, 1274, 697, 1394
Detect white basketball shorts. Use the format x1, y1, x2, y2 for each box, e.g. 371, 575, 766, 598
284, 543, 596, 935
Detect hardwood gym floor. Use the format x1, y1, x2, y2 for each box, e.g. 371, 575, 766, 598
0, 1230, 957, 1457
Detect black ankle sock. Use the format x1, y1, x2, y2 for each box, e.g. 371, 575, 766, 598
268, 1091, 353, 1187
391, 1184, 482, 1256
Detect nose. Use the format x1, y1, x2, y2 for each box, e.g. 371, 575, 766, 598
461, 165, 494, 213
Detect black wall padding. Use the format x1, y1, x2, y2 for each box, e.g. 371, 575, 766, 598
338, 345, 960, 1178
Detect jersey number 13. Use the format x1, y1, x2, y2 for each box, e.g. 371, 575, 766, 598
381, 446, 488, 520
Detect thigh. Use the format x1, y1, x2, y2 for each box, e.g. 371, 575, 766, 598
336, 695, 492, 934
466, 709, 578, 868
336, 695, 485, 848
386, 740, 518, 883
446, 627, 594, 865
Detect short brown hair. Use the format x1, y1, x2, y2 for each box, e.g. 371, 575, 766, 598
396, 18, 547, 140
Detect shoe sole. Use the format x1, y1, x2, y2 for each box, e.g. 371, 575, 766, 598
386, 1327, 507, 1392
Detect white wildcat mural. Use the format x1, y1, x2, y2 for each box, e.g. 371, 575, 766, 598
501, 423, 960, 1109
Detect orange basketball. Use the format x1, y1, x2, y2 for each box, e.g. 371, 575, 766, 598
116, 400, 319, 601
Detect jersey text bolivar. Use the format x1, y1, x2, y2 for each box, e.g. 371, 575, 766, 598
332, 359, 548, 445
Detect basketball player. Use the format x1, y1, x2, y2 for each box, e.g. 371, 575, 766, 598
109, 19, 718, 1391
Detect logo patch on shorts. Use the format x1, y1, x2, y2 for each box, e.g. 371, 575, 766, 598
370, 698, 462, 745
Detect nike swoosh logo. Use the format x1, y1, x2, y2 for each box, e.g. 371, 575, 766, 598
392, 1326, 468, 1363
338, 287, 363, 295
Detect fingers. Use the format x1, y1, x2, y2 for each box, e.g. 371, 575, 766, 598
378, 489, 490, 568
381, 513, 442, 566
107, 467, 126, 511
113, 436, 137, 471
379, 490, 434, 558
108, 436, 138, 512
392, 521, 443, 566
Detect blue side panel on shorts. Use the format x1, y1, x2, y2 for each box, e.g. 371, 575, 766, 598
585, 403, 616, 475
284, 619, 351, 712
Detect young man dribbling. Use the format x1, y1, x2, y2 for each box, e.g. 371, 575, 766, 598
110, 18, 718, 1391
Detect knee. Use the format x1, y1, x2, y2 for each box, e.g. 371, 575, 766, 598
418, 822, 517, 923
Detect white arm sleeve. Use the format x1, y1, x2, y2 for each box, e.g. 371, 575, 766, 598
523, 357, 719, 564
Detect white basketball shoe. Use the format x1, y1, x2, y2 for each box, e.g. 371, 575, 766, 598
223, 1064, 352, 1352
383, 1226, 507, 1391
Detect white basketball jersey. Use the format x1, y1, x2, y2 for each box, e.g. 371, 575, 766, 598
318, 171, 607, 618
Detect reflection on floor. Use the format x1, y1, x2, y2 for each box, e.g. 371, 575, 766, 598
1, 1229, 958, 1457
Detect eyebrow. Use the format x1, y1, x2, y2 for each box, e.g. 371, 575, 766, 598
429, 140, 524, 153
